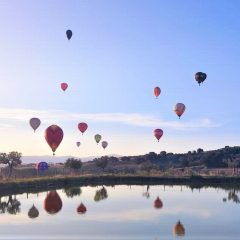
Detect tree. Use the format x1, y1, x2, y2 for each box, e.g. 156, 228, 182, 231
95, 157, 108, 172
0, 152, 22, 178
197, 148, 204, 154
94, 187, 108, 201
64, 158, 82, 172
63, 187, 82, 198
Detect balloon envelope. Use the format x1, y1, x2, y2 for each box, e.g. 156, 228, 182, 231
36, 162, 48, 171
45, 125, 64, 155
95, 134, 102, 144
154, 87, 161, 98
77, 203, 87, 214
44, 191, 62, 215
195, 72, 207, 85
28, 205, 39, 219
154, 197, 163, 209
76, 141, 81, 147
78, 122, 88, 134
61, 83, 68, 91
29, 118, 41, 132
102, 141, 108, 149
173, 103, 186, 118
154, 129, 163, 142
173, 221, 185, 236
66, 29, 72, 40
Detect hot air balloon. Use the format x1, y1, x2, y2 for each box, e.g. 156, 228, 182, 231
173, 103, 186, 119
36, 162, 48, 171
77, 202, 87, 214
154, 129, 163, 142
45, 125, 64, 155
102, 141, 108, 149
154, 197, 163, 209
61, 83, 68, 92
29, 118, 41, 132
94, 134, 102, 144
195, 72, 207, 85
78, 122, 88, 135
44, 191, 62, 215
154, 87, 161, 98
28, 204, 39, 219
173, 221, 185, 236
66, 29, 72, 40
76, 141, 81, 147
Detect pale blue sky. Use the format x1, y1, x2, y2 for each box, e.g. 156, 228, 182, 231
0, 0, 239, 157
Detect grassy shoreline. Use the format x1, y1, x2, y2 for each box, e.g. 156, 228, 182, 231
0, 174, 240, 196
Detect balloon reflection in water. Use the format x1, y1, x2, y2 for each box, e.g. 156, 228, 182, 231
28, 204, 39, 219
77, 203, 87, 214
44, 191, 62, 215
173, 220, 185, 236
154, 197, 163, 209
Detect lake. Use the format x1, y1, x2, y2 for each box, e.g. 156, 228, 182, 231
0, 184, 239, 240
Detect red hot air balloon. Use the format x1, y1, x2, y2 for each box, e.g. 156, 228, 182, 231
102, 141, 108, 149
61, 83, 68, 92
77, 203, 87, 214
45, 125, 64, 155
29, 118, 41, 132
154, 129, 163, 142
44, 191, 62, 215
174, 103, 186, 119
154, 87, 161, 98
154, 197, 163, 209
78, 122, 88, 135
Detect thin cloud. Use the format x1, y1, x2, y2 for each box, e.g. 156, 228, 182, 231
0, 108, 221, 130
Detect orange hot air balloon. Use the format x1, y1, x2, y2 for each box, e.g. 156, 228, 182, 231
44, 191, 62, 215
154, 197, 163, 209
61, 83, 68, 92
173, 221, 185, 236
154, 129, 163, 142
154, 87, 161, 98
77, 202, 87, 214
78, 122, 88, 134
45, 125, 64, 155
173, 103, 186, 119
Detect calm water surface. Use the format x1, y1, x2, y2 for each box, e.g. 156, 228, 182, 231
0, 185, 239, 240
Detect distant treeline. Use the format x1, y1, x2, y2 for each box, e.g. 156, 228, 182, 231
87, 146, 240, 174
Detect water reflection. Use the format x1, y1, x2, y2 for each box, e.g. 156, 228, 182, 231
173, 220, 185, 236
77, 202, 87, 214
142, 185, 150, 198
44, 190, 62, 215
154, 196, 163, 209
63, 187, 82, 198
28, 204, 39, 219
0, 185, 239, 239
0, 195, 20, 215
94, 186, 108, 202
